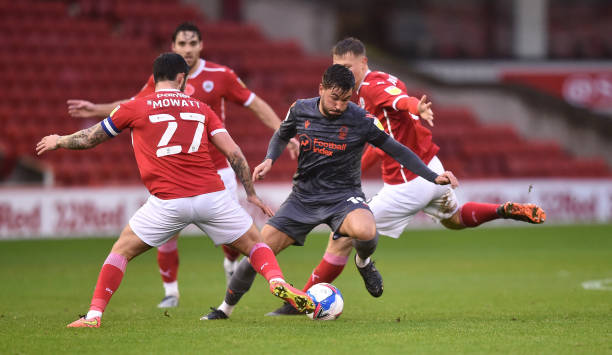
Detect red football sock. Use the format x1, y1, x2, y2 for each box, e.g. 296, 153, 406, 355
157, 239, 179, 283
248, 243, 283, 281
90, 253, 127, 313
222, 244, 241, 262
459, 202, 500, 227
302, 252, 348, 291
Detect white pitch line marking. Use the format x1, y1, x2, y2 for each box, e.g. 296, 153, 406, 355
581, 278, 612, 291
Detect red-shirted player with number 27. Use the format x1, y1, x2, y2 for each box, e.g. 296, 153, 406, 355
37, 53, 314, 328
67, 23, 299, 308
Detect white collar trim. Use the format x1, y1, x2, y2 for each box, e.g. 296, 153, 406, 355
356, 70, 372, 94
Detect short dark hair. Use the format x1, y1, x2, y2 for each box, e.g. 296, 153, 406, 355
332, 37, 366, 57
321, 64, 355, 93
153, 52, 189, 83
172, 22, 202, 42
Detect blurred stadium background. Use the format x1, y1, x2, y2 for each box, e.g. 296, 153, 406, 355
1, 0, 611, 239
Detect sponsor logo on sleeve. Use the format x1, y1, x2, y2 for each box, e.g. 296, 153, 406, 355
384, 86, 402, 96
373, 118, 384, 131
109, 105, 120, 117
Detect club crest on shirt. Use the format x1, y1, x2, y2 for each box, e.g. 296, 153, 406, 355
305, 120, 310, 129
202, 80, 214, 93
338, 126, 348, 140
184, 83, 195, 96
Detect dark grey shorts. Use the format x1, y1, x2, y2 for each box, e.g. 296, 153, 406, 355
266, 191, 371, 246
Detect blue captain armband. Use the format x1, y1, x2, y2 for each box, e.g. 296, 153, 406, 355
101, 117, 121, 137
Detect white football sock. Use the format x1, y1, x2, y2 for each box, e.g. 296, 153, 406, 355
86, 310, 102, 320
218, 301, 235, 316
163, 281, 179, 297
269, 277, 285, 284
355, 255, 371, 268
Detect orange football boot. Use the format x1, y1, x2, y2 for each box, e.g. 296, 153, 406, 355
67, 316, 100, 328
498, 202, 546, 224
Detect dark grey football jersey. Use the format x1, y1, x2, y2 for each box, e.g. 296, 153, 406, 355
277, 97, 389, 203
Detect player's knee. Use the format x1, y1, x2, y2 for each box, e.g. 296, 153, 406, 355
441, 212, 465, 230
352, 223, 377, 241
111, 226, 150, 261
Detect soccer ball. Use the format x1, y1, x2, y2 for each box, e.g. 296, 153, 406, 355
306, 283, 343, 320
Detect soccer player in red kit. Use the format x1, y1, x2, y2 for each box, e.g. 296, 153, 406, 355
66, 22, 298, 308
37, 53, 314, 327
266, 37, 546, 316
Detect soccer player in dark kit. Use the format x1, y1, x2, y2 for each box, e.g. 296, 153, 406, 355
201, 64, 458, 319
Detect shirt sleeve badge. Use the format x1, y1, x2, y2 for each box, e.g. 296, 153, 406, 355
109, 105, 120, 117
384, 86, 402, 96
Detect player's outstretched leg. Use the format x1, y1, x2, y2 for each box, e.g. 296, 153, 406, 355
444, 201, 546, 229
201, 225, 314, 320
68, 226, 150, 328
157, 236, 180, 308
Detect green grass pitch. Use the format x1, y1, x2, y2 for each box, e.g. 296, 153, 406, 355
1, 224, 611, 354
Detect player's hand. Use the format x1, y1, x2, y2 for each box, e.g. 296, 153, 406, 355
67, 99, 96, 118
252, 159, 273, 181
36, 135, 60, 155
434, 171, 458, 188
287, 137, 299, 159
417, 95, 434, 127
247, 194, 275, 217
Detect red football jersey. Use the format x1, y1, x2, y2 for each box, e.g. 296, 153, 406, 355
136, 59, 254, 170
103, 89, 226, 199
357, 70, 439, 184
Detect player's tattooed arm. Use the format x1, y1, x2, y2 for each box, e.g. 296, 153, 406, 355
57, 124, 111, 150
36, 123, 111, 155
227, 151, 256, 196
228, 148, 275, 217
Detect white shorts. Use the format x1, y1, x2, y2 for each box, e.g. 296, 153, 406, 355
129, 189, 253, 247
217, 166, 238, 202
368, 156, 459, 238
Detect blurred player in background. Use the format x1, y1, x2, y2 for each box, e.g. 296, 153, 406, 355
201, 64, 458, 320
37, 53, 314, 328
66, 22, 298, 308
266, 37, 547, 316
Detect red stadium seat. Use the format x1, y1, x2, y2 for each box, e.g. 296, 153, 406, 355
3, 0, 610, 186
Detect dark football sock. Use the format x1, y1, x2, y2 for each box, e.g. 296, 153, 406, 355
352, 232, 379, 261
224, 257, 257, 306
